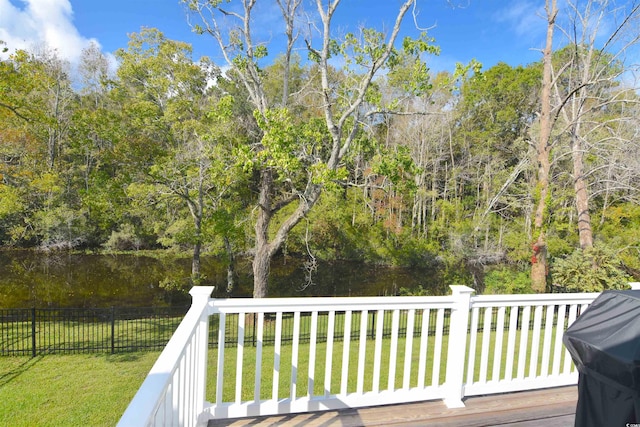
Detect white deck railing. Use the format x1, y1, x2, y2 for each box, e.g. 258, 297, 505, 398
118, 286, 600, 427
117, 287, 212, 427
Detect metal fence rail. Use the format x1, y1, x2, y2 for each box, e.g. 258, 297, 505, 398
1, 306, 451, 356
0, 306, 189, 356
2, 305, 550, 357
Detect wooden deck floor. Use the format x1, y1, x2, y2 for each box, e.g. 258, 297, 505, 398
209, 386, 577, 426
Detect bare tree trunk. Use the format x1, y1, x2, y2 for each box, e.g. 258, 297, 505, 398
252, 169, 275, 298
532, 0, 557, 293
571, 132, 593, 248
224, 236, 236, 293
276, 0, 301, 106
252, 246, 271, 298
47, 80, 61, 170
192, 239, 201, 282
251, 167, 323, 297
191, 206, 203, 282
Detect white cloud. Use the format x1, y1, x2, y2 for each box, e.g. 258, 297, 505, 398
493, 0, 545, 40
0, 0, 101, 65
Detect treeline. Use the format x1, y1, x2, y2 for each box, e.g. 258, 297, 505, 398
1, 1, 640, 296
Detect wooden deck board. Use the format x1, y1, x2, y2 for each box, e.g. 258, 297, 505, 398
208, 386, 577, 426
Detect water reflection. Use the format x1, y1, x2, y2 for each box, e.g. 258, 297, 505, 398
0, 251, 445, 308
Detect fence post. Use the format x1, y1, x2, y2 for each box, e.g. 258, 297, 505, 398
252, 313, 257, 347
443, 285, 475, 408
111, 307, 116, 354
31, 308, 36, 358
369, 310, 376, 340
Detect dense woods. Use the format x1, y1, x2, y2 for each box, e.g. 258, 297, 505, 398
1, 0, 640, 297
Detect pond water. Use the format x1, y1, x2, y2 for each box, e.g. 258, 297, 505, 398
0, 251, 447, 308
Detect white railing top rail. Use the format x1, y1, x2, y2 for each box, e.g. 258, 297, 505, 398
208, 290, 605, 314
471, 292, 599, 307
117, 286, 214, 427
209, 294, 457, 314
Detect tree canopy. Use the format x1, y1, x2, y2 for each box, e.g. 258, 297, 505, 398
1, 0, 640, 296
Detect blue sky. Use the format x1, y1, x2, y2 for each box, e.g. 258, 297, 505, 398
0, 0, 549, 73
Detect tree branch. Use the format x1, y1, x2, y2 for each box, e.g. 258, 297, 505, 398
0, 102, 30, 122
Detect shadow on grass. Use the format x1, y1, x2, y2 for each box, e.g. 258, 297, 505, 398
0, 355, 44, 387
105, 352, 149, 363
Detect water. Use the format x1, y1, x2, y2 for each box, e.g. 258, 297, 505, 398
0, 251, 446, 308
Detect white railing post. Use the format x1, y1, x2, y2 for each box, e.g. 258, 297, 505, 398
117, 286, 214, 427
443, 285, 475, 408
630, 282, 640, 290
190, 286, 214, 426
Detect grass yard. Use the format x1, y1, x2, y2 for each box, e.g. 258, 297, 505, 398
206, 318, 574, 402
207, 334, 449, 403
0, 352, 160, 427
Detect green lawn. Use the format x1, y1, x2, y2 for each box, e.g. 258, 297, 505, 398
206, 316, 575, 403
207, 334, 449, 402
0, 352, 160, 427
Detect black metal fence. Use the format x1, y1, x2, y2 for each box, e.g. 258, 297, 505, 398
2, 306, 454, 356
2, 304, 553, 357
0, 306, 189, 356
210, 309, 454, 348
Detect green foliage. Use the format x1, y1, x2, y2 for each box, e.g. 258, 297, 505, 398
546, 231, 577, 258
384, 33, 440, 97
31, 205, 88, 250
501, 226, 532, 263
597, 204, 640, 275
371, 145, 418, 195
253, 108, 302, 176
159, 275, 192, 292
484, 267, 532, 294
0, 184, 23, 218
551, 245, 630, 292
104, 223, 142, 251
398, 284, 432, 296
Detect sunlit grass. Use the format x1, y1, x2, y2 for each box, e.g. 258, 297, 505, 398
465, 321, 573, 383
206, 312, 573, 403
0, 352, 160, 427
206, 334, 451, 403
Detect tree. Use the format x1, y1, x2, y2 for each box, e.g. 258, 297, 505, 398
71, 41, 114, 194
185, 0, 435, 297
456, 63, 540, 263
114, 29, 238, 282
0, 46, 34, 122
27, 47, 75, 171
0, 47, 87, 248
532, 0, 558, 293
552, 0, 640, 250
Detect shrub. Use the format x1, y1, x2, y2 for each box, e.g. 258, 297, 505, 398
104, 223, 142, 251
551, 245, 630, 292
483, 267, 532, 294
